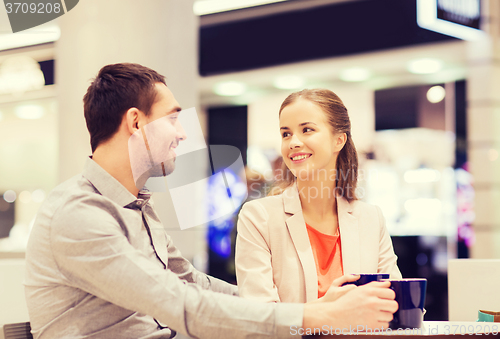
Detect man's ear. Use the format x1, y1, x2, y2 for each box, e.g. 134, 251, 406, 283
124, 107, 141, 135
334, 133, 347, 152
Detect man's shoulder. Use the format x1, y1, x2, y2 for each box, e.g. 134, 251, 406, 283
34, 174, 121, 233
43, 174, 101, 212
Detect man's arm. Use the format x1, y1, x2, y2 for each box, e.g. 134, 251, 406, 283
50, 200, 297, 338
164, 231, 238, 296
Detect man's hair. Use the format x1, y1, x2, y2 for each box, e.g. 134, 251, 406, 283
83, 63, 166, 152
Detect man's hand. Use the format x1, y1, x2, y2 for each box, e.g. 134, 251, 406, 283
303, 280, 398, 332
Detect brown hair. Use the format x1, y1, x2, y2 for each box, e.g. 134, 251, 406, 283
271, 88, 358, 201
83, 63, 166, 152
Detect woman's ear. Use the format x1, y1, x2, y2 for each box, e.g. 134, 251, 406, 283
334, 133, 347, 152
124, 107, 141, 135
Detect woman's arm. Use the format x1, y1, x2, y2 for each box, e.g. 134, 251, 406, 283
235, 200, 281, 302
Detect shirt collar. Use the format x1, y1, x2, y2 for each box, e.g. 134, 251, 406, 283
283, 182, 353, 215
82, 157, 151, 208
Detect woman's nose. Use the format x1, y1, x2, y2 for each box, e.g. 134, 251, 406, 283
289, 134, 302, 148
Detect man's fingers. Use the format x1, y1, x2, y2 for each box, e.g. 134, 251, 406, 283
377, 310, 394, 323
361, 281, 396, 300
376, 322, 390, 330
372, 286, 396, 300
378, 299, 399, 313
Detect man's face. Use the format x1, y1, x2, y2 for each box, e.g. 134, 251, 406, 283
141, 83, 186, 177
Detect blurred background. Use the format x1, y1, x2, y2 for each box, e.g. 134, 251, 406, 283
0, 0, 498, 322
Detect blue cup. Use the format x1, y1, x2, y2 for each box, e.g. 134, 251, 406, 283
343, 273, 390, 286
383, 278, 427, 329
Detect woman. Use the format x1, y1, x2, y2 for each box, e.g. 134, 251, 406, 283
235, 89, 401, 303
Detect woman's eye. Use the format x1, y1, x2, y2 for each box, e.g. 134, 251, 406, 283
282, 132, 291, 138
303, 127, 313, 133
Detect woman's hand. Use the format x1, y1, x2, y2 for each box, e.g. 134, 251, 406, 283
315, 274, 361, 303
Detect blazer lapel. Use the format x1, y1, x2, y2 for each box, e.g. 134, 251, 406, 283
337, 196, 361, 274
283, 185, 318, 302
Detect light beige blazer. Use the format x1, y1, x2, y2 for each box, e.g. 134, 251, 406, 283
235, 184, 402, 303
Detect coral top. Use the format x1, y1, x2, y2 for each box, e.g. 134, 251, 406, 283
306, 223, 344, 298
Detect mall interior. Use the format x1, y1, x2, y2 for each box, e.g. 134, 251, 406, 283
1, 0, 500, 331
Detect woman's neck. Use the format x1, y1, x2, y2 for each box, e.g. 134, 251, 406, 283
297, 176, 337, 218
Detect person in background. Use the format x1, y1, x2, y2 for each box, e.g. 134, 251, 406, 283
25, 65, 398, 339
236, 88, 402, 304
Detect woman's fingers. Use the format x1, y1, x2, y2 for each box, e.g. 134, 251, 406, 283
331, 274, 360, 287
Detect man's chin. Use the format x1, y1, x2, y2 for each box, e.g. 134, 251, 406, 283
150, 162, 175, 177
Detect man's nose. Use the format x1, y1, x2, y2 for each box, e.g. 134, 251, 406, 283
176, 121, 187, 141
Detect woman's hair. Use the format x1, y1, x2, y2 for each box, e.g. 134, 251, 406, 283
270, 88, 358, 201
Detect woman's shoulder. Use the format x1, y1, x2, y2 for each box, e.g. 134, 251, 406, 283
347, 198, 381, 217
237, 194, 287, 235
241, 193, 284, 214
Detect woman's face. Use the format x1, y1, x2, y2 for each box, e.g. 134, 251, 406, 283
279, 98, 346, 180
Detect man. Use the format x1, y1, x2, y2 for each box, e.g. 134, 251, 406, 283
25, 63, 397, 338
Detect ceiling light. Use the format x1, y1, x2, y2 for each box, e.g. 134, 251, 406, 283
426, 85, 445, 103
193, 0, 288, 16
417, 0, 485, 41
3, 190, 16, 203
0, 56, 45, 95
273, 75, 305, 90
404, 168, 441, 183
31, 189, 46, 203
214, 81, 247, 96
488, 149, 498, 162
19, 191, 31, 203
15, 104, 45, 120
0, 23, 60, 51
407, 58, 443, 74
339, 67, 371, 82
404, 198, 441, 215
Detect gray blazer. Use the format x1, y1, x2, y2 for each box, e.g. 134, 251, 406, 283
25, 159, 303, 339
